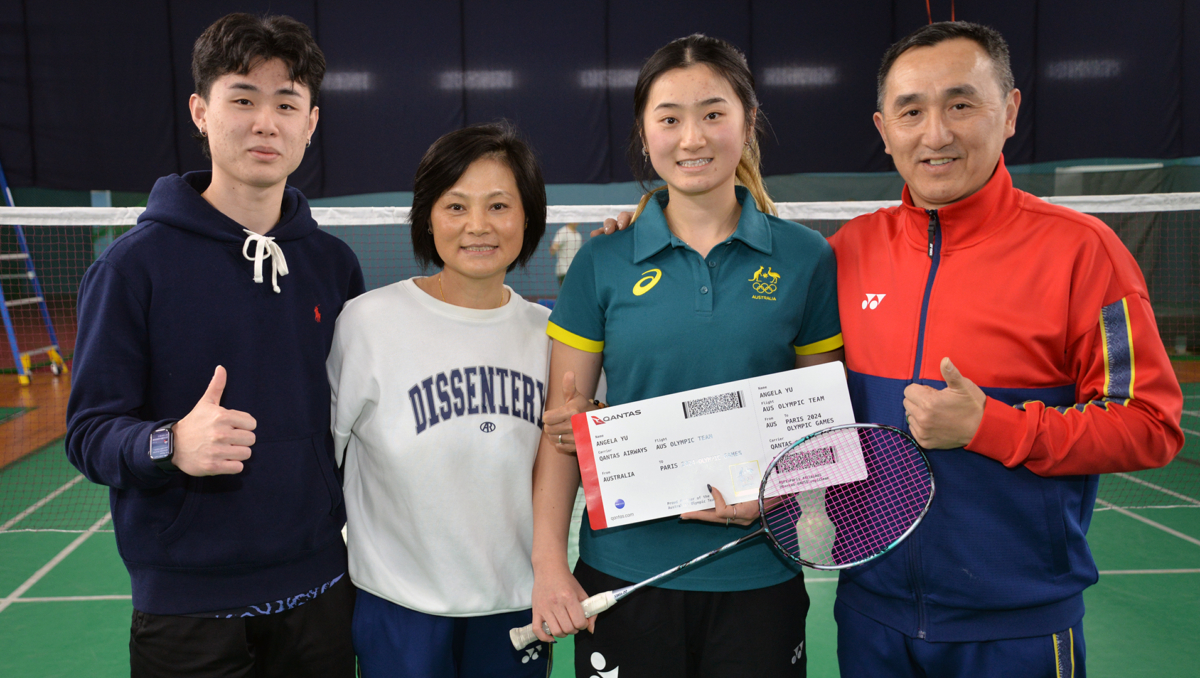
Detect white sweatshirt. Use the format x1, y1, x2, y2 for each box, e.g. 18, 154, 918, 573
328, 278, 550, 616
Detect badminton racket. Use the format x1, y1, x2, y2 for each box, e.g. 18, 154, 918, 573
511, 423, 934, 650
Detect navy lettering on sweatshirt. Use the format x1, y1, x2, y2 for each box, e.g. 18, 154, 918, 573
408, 365, 545, 435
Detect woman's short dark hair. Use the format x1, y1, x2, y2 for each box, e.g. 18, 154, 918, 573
191, 13, 326, 157
409, 122, 547, 272
876, 21, 1013, 111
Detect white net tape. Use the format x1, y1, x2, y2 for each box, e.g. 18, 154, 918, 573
3, 192, 1199, 227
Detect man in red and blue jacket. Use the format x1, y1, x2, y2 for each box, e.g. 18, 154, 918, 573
829, 22, 1183, 677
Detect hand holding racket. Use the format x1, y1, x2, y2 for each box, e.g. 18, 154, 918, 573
512, 423, 934, 650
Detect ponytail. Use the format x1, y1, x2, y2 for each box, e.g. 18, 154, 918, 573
735, 137, 776, 216
631, 185, 668, 223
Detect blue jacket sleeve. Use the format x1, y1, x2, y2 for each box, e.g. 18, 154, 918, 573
65, 260, 173, 490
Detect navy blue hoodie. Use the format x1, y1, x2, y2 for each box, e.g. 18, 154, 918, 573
66, 172, 365, 615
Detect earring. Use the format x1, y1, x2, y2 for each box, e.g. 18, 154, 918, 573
306, 138, 312, 148
642, 147, 649, 159
200, 129, 207, 138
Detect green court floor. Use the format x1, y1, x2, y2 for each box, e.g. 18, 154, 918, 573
2, 440, 1198, 677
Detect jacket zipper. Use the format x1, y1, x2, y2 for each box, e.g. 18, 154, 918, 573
911, 209, 942, 382
909, 530, 927, 638
909, 208, 940, 639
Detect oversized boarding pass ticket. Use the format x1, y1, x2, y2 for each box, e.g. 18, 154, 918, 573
574, 361, 861, 530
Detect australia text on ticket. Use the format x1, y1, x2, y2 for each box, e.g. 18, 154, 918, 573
573, 361, 861, 530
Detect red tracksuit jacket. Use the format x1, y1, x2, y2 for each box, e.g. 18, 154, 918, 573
828, 157, 1183, 642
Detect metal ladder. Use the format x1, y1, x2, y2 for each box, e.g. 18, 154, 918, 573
0, 159, 67, 385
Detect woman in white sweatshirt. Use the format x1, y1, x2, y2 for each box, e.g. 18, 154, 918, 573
327, 122, 554, 678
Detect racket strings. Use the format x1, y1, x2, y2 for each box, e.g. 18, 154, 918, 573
762, 427, 932, 568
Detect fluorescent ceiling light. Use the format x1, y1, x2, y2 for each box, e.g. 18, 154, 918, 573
1046, 59, 1122, 80
762, 66, 838, 87
438, 70, 515, 90
578, 69, 640, 88
323, 71, 373, 92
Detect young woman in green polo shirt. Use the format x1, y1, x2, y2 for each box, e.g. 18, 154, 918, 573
531, 34, 844, 676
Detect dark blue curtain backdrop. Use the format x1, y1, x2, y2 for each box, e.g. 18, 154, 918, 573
0, 0, 1197, 197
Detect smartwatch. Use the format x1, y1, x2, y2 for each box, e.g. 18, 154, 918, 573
149, 423, 180, 474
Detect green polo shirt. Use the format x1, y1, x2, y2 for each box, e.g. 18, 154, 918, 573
548, 187, 842, 591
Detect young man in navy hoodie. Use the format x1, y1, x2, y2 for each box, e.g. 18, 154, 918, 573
66, 13, 363, 677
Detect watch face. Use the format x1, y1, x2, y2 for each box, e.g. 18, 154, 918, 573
149, 429, 172, 461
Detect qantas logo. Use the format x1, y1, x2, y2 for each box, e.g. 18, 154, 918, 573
591, 410, 642, 425
862, 293, 886, 310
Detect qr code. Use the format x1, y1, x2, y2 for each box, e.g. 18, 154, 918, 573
776, 446, 836, 472
682, 391, 744, 419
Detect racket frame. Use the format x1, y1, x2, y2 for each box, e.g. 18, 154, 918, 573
760, 422, 935, 570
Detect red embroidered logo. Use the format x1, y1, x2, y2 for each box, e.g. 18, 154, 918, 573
314, 305, 322, 322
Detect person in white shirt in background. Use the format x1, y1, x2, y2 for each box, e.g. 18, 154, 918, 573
327, 121, 556, 678
549, 222, 582, 286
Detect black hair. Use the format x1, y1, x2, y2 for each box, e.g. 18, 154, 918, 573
627, 33, 775, 217
191, 13, 325, 157
409, 122, 547, 272
876, 21, 1014, 111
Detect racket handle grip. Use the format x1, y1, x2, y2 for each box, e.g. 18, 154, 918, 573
509, 591, 617, 650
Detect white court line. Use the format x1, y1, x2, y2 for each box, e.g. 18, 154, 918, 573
0, 475, 85, 532
0, 527, 115, 534
1183, 410, 1200, 418
1096, 499, 1200, 547
1099, 569, 1200, 575
0, 513, 111, 614
11, 595, 131, 602
1112, 473, 1200, 506
1183, 427, 1200, 436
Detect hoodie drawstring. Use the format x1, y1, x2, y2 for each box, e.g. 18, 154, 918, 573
241, 229, 290, 293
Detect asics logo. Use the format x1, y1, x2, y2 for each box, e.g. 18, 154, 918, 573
633, 269, 662, 296
862, 293, 886, 310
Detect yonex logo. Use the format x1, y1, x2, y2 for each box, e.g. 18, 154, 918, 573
480, 422, 496, 433
632, 268, 662, 296
521, 645, 542, 663
862, 293, 886, 310
589, 651, 619, 677
791, 641, 805, 664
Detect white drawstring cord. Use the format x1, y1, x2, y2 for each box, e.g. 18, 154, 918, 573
241, 229, 290, 293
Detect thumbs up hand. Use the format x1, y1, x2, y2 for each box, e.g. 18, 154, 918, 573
902, 357, 987, 450
171, 366, 258, 476
542, 371, 593, 455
